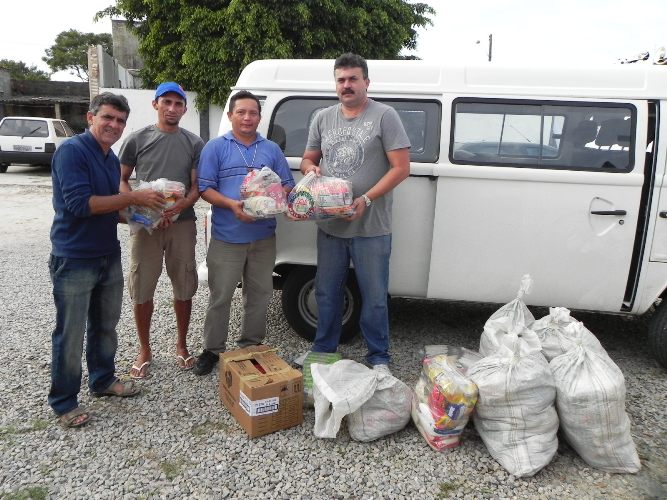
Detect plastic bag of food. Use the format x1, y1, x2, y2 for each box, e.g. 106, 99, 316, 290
532, 308, 605, 361
121, 178, 185, 234
412, 353, 478, 451
479, 315, 541, 357
287, 171, 354, 220
487, 274, 535, 327
421, 345, 483, 372
302, 351, 342, 408
240, 166, 287, 218
312, 359, 411, 441
550, 336, 641, 473
468, 333, 559, 477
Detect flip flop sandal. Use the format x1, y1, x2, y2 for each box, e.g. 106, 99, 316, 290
58, 406, 91, 428
129, 360, 151, 380
176, 355, 195, 370
92, 379, 141, 398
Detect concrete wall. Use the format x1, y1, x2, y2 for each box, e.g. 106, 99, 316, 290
0, 69, 11, 98
112, 20, 144, 71
102, 87, 225, 154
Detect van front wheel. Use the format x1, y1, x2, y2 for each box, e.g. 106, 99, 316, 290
281, 266, 360, 344
648, 300, 667, 369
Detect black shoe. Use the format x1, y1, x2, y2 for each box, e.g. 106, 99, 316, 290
193, 350, 218, 376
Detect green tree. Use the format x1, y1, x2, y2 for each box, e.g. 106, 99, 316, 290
0, 59, 50, 80
96, 0, 434, 108
42, 29, 113, 81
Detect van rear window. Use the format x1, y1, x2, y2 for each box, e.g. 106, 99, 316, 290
269, 97, 441, 163
450, 99, 635, 172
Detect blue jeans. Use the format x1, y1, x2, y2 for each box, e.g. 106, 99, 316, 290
48, 253, 123, 415
313, 229, 392, 365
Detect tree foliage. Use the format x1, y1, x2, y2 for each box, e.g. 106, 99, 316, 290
0, 59, 50, 81
43, 30, 113, 81
97, 0, 434, 108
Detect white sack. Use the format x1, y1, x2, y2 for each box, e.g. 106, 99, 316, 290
550, 343, 641, 473
468, 334, 559, 477
487, 273, 535, 327
532, 308, 604, 361
479, 315, 541, 358
347, 370, 412, 442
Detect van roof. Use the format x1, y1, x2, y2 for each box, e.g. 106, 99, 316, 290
234, 59, 667, 99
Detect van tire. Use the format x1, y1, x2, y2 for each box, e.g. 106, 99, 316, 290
281, 266, 360, 344
0, 164, 8, 173
648, 301, 667, 369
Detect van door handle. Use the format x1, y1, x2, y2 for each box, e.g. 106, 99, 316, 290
659, 211, 667, 218
590, 210, 627, 216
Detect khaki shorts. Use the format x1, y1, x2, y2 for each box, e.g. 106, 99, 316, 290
128, 219, 198, 304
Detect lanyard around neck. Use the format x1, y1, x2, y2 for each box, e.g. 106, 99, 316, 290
234, 140, 258, 171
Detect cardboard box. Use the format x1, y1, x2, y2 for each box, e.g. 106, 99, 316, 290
219, 345, 303, 438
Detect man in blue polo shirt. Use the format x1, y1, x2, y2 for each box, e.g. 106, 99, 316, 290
49, 92, 166, 428
195, 90, 294, 375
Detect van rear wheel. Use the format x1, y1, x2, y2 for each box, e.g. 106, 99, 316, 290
281, 266, 360, 344
648, 300, 667, 369
0, 164, 8, 173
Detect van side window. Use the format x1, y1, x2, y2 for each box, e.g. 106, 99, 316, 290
270, 98, 441, 162
450, 99, 635, 172
53, 121, 67, 138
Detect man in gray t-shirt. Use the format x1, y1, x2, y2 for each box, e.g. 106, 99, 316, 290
301, 53, 410, 372
119, 82, 204, 380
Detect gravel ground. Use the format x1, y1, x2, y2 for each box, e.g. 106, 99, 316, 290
0, 182, 665, 499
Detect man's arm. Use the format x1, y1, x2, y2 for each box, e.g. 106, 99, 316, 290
346, 147, 410, 221
89, 190, 166, 215
200, 187, 254, 223
300, 150, 322, 176
120, 164, 134, 193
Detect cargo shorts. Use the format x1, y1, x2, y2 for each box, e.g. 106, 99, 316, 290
128, 219, 198, 304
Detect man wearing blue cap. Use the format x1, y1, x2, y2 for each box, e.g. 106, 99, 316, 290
119, 82, 205, 379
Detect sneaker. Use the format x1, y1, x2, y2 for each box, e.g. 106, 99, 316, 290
193, 350, 218, 376
372, 364, 392, 377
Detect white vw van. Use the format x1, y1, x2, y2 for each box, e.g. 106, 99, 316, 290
205, 59, 667, 368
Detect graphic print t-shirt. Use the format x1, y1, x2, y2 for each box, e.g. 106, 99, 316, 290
305, 99, 410, 238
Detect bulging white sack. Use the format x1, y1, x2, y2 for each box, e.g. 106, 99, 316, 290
532, 308, 604, 361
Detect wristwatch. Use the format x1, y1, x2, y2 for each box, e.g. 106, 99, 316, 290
362, 194, 372, 207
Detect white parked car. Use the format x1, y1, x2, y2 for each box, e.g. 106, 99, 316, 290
0, 116, 75, 172
198, 59, 667, 368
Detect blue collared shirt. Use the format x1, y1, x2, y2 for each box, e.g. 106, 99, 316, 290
198, 132, 294, 244
50, 130, 122, 258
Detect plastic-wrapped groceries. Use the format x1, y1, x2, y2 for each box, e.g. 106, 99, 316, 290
468, 333, 559, 477
287, 171, 354, 220
487, 274, 535, 327
422, 345, 483, 371
479, 315, 541, 357
121, 178, 185, 234
412, 352, 478, 451
550, 337, 641, 473
312, 359, 411, 441
240, 166, 287, 218
347, 369, 412, 442
532, 308, 605, 361
302, 351, 342, 408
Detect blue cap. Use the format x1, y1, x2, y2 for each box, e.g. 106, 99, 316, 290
155, 82, 187, 102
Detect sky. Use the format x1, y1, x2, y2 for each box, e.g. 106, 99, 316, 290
1, 0, 665, 82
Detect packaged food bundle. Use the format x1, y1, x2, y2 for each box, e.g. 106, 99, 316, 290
532, 308, 605, 361
487, 274, 535, 327
412, 353, 478, 451
122, 178, 186, 234
287, 171, 354, 220
240, 166, 287, 218
479, 315, 541, 357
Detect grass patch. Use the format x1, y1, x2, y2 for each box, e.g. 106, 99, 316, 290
191, 420, 232, 436
159, 459, 184, 481
436, 481, 460, 499
2, 486, 49, 500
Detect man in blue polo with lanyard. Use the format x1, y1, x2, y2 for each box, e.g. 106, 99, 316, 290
195, 90, 294, 375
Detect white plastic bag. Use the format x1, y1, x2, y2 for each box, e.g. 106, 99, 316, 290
487, 274, 535, 326
468, 333, 559, 477
550, 340, 641, 473
240, 166, 287, 218
312, 360, 411, 441
479, 315, 541, 357
412, 352, 478, 451
287, 171, 355, 220
532, 308, 605, 361
121, 178, 185, 234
